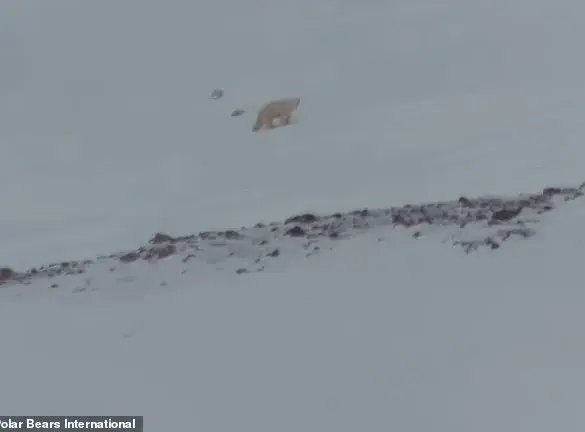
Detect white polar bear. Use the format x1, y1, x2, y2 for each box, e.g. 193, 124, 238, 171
252, 98, 300, 131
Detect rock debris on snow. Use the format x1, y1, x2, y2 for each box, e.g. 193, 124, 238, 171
209, 88, 224, 99
1, 182, 584, 287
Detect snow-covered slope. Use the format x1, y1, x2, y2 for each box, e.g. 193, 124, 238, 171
2, 1, 585, 430
2, 197, 585, 431
3, 0, 585, 267
1, 181, 583, 288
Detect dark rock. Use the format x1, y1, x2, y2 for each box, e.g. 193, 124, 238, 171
392, 213, 411, 226
175, 234, 196, 242
458, 196, 473, 207
119, 251, 140, 263
542, 187, 562, 196
146, 244, 177, 260
285, 226, 306, 237
499, 228, 536, 241
267, 249, 280, 257
236, 268, 249, 275
150, 232, 174, 244
486, 238, 500, 250
0, 267, 15, 280
285, 213, 319, 225
350, 208, 369, 217
231, 109, 245, 117
182, 253, 196, 263
491, 207, 522, 222
224, 230, 241, 239
199, 231, 217, 240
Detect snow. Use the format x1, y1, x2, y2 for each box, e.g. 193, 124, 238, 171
3, 0, 585, 268
2, 199, 585, 430
2, 0, 585, 430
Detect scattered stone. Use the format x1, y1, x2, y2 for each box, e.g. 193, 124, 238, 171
3, 181, 585, 288
145, 244, 177, 261
0, 267, 15, 281
392, 213, 411, 227
499, 227, 536, 241
150, 232, 174, 244
285, 226, 306, 237
231, 109, 245, 117
491, 207, 523, 222
267, 249, 280, 258
224, 230, 241, 239
120, 252, 140, 263
486, 238, 500, 250
199, 231, 217, 240
285, 213, 319, 225
182, 254, 196, 263
350, 209, 369, 217
209, 88, 224, 100
458, 196, 474, 207
542, 187, 562, 196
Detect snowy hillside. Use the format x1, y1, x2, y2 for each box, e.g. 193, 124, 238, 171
3, 0, 585, 268
2, 198, 585, 431
2, 0, 585, 430
1, 181, 584, 288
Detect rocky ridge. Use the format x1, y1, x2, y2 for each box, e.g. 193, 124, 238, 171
1, 183, 583, 287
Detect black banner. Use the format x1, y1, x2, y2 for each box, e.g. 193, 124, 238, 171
0, 417, 143, 432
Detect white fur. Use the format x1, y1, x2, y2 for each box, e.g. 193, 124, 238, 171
252, 98, 300, 131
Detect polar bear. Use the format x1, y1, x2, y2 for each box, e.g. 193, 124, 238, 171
252, 98, 300, 131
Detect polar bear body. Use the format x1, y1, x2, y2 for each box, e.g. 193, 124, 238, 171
252, 98, 300, 131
